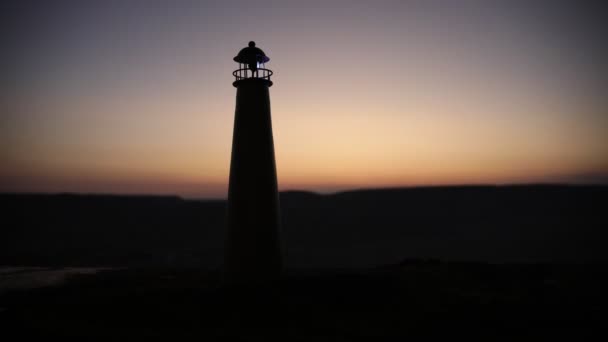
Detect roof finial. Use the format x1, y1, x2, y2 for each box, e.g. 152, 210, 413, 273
248, 41, 256, 47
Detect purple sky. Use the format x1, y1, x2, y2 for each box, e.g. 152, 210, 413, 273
2, 1, 607, 198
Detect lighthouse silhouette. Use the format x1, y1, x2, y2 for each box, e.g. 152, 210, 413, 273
223, 41, 283, 285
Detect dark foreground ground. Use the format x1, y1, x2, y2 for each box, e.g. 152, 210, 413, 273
1, 261, 607, 340
1, 186, 606, 338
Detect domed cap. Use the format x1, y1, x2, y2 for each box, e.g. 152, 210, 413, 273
233, 41, 270, 64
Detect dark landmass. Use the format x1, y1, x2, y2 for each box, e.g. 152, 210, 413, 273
1, 185, 607, 338
1, 262, 606, 339
1, 185, 607, 268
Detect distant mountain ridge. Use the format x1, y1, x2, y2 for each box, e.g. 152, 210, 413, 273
1, 185, 606, 268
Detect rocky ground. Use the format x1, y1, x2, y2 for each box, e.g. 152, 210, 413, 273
1, 261, 606, 340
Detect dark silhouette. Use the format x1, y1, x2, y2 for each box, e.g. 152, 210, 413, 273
1, 185, 607, 338
233, 41, 271, 82
1, 185, 606, 268
224, 41, 282, 285
244, 41, 260, 77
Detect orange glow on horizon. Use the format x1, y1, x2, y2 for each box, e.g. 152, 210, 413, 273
2, 2, 607, 198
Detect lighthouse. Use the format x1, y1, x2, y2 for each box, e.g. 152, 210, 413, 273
223, 41, 282, 285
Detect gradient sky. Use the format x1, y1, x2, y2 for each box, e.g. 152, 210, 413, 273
2, 0, 607, 198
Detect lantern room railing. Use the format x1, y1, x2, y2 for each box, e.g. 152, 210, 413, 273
233, 67, 273, 82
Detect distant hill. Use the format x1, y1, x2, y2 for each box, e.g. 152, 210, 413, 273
1, 185, 606, 268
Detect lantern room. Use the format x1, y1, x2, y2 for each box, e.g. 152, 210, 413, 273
232, 41, 273, 86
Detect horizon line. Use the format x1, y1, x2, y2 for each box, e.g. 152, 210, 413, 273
2, 182, 606, 201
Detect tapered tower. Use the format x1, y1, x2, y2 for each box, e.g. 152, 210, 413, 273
224, 41, 282, 285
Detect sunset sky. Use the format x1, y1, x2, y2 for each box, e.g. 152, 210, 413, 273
2, 1, 607, 198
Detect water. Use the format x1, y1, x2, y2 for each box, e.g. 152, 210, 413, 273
0, 267, 109, 294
